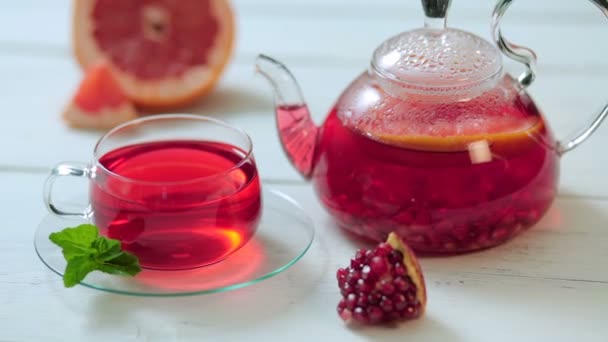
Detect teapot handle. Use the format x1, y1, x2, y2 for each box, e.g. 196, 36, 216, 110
492, 0, 608, 155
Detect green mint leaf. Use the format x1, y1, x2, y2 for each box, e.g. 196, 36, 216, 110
49, 224, 99, 261
99, 251, 142, 276
49, 224, 142, 288
92, 237, 123, 261
63, 257, 97, 287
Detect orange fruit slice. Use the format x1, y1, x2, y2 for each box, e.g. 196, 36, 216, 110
373, 116, 544, 153
72, 0, 235, 109
63, 61, 138, 129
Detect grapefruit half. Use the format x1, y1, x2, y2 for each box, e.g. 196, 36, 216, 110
63, 61, 138, 129
72, 0, 235, 109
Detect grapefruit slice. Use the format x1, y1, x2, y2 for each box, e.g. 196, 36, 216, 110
72, 0, 235, 109
353, 91, 546, 153
372, 116, 544, 153
63, 61, 138, 129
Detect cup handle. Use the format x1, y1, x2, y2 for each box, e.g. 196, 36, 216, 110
43, 163, 93, 218
492, 0, 608, 155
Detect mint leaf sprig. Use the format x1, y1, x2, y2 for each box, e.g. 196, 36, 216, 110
49, 224, 141, 287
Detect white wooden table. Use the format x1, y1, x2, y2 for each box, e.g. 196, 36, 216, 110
1, 0, 607, 340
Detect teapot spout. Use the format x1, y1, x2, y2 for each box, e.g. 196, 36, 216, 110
255, 54, 319, 178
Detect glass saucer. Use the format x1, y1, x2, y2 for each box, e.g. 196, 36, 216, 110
34, 188, 315, 297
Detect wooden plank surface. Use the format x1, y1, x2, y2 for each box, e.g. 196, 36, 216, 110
0, 0, 607, 340
1, 172, 607, 341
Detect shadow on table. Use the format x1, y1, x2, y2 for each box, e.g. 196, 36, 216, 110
347, 315, 465, 341
141, 86, 272, 117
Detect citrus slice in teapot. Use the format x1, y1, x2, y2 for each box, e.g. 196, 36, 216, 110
256, 0, 608, 253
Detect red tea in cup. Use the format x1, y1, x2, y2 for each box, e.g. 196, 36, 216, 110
45, 115, 262, 270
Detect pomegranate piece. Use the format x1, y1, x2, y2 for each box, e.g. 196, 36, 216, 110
337, 232, 427, 324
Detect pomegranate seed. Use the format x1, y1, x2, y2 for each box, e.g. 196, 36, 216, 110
357, 295, 369, 307
361, 265, 371, 279
341, 282, 353, 296
367, 306, 384, 323
355, 249, 366, 260
380, 298, 394, 312
394, 263, 406, 277
336, 233, 426, 324
393, 277, 410, 292
375, 243, 392, 256
402, 305, 419, 319
337, 299, 346, 310
346, 271, 361, 287
387, 312, 401, 321
406, 290, 417, 303
337, 268, 347, 287
370, 256, 388, 275
368, 292, 382, 305
346, 293, 357, 310
380, 282, 395, 296
388, 250, 403, 264
339, 308, 352, 321
353, 307, 368, 323
393, 294, 407, 310
356, 280, 372, 294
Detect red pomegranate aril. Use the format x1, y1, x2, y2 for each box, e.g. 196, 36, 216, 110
337, 268, 347, 287
388, 250, 403, 264
361, 265, 372, 279
394, 263, 407, 277
387, 312, 401, 321
341, 283, 353, 296
380, 298, 394, 312
347, 271, 360, 285
380, 282, 395, 296
357, 295, 369, 307
393, 277, 409, 293
393, 294, 407, 311
368, 306, 384, 323
353, 307, 368, 323
406, 290, 416, 303
375, 243, 392, 256
339, 308, 353, 321
337, 268, 347, 280
346, 293, 357, 310
351, 258, 363, 269
355, 249, 366, 259
336, 232, 427, 325
357, 280, 372, 294
370, 256, 388, 275
368, 292, 382, 305
402, 305, 419, 319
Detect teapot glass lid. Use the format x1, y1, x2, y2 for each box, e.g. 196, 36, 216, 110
371, 0, 502, 90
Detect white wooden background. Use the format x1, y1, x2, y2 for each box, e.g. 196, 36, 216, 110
1, 0, 607, 341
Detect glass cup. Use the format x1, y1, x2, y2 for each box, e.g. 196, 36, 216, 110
44, 114, 262, 270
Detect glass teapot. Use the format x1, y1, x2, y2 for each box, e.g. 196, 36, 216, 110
256, 0, 608, 253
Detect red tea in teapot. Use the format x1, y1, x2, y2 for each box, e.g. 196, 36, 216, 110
308, 77, 559, 252
91, 140, 262, 269
257, 0, 605, 253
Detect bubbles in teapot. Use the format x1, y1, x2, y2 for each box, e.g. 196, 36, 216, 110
373, 28, 502, 87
